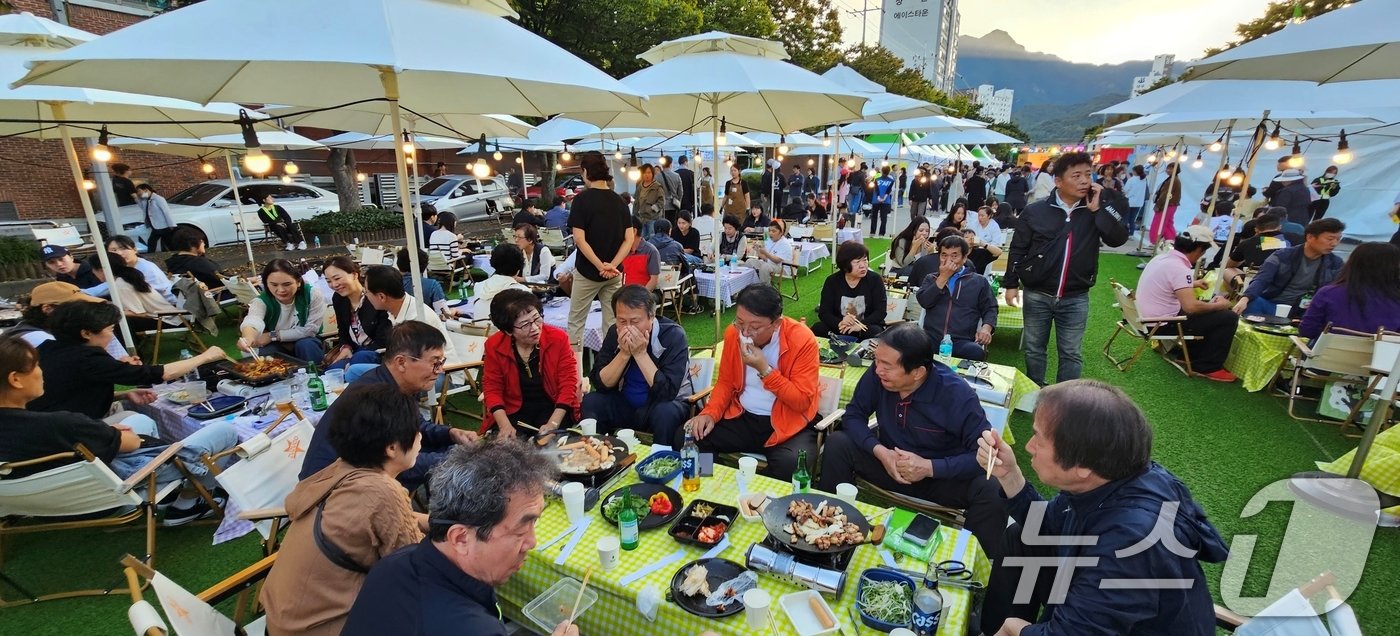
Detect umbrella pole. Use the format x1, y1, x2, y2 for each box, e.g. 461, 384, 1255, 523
830, 128, 840, 272
380, 69, 428, 319
1216, 115, 1264, 296
406, 124, 423, 248
50, 102, 134, 350
1154, 142, 1184, 254
1131, 150, 1166, 256
222, 149, 256, 271
712, 106, 722, 344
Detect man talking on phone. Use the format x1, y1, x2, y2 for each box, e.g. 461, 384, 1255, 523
817, 324, 1006, 559
678, 285, 820, 480
1003, 152, 1129, 386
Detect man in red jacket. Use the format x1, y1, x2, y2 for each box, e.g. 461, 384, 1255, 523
681, 285, 820, 479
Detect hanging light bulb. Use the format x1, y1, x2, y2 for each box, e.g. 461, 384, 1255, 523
554, 162, 562, 171
1287, 136, 1305, 169
90, 125, 113, 162
822, 130, 832, 147
627, 149, 640, 181
280, 175, 293, 184
356, 172, 367, 182
1217, 165, 1233, 181
406, 156, 415, 166
880, 158, 889, 167
1228, 166, 1245, 187
82, 179, 96, 191
472, 159, 492, 178
716, 117, 727, 146
778, 135, 789, 156
1264, 122, 1282, 150
1165, 148, 1178, 159
515, 156, 524, 164
899, 142, 908, 156
561, 144, 572, 162
1208, 135, 1224, 153
1145, 152, 1158, 165
238, 110, 272, 174
845, 157, 856, 169
492, 143, 503, 161
401, 131, 415, 156
1332, 130, 1353, 164
806, 158, 814, 166
200, 160, 215, 175
1191, 152, 1204, 169
284, 161, 300, 175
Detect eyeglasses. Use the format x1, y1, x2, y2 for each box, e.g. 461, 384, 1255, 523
406, 354, 447, 371
513, 314, 544, 332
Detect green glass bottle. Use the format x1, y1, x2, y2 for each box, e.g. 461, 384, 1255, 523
618, 489, 640, 551
791, 450, 811, 494
306, 363, 328, 412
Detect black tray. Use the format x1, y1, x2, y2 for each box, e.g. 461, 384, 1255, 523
601, 483, 682, 530
212, 352, 305, 387
1244, 313, 1293, 327
669, 499, 738, 548
187, 394, 247, 420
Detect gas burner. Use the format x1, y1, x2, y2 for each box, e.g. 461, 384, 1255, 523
744, 536, 851, 596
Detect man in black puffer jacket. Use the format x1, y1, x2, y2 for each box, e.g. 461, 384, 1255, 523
1003, 152, 1129, 385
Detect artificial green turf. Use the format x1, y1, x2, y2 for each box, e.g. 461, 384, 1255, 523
1, 243, 1395, 633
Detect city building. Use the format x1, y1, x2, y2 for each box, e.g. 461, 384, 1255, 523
974, 84, 1014, 124
1130, 54, 1176, 98
879, 0, 960, 93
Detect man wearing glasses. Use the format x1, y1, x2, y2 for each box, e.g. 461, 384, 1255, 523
301, 321, 478, 489
679, 285, 820, 479
817, 324, 1006, 559
583, 285, 692, 443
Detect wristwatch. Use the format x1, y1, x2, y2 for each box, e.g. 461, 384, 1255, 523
757, 366, 772, 380
270, 332, 280, 343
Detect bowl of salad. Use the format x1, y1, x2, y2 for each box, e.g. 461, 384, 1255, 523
856, 567, 915, 632
635, 451, 684, 484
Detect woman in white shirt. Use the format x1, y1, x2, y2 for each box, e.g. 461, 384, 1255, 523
238, 259, 328, 362
748, 219, 794, 285
428, 211, 464, 265
970, 206, 1005, 248
85, 254, 183, 332
105, 234, 176, 305
1124, 164, 1150, 237
1031, 159, 1056, 203
513, 224, 557, 285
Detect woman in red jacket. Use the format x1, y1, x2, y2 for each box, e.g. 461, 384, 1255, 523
481, 288, 580, 438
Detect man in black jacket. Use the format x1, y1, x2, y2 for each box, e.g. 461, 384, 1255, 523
964, 162, 988, 211
675, 155, 696, 215
1004, 152, 1129, 385
917, 236, 998, 361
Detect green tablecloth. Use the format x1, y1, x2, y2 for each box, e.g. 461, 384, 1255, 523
1224, 324, 1296, 392
995, 296, 1023, 331
499, 450, 990, 635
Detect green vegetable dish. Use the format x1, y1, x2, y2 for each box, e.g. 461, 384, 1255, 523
640, 456, 682, 478
859, 578, 913, 625
602, 493, 652, 521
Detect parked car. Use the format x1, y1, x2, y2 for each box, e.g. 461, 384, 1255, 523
414, 175, 516, 221
115, 180, 339, 249
554, 174, 585, 202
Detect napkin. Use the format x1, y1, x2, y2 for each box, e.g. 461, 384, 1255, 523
553, 517, 593, 565
619, 548, 687, 586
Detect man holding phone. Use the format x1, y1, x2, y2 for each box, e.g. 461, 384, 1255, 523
817, 324, 1007, 559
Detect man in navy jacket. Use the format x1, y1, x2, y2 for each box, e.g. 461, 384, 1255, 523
978, 380, 1228, 636
818, 324, 1007, 558
582, 285, 692, 443
917, 235, 998, 361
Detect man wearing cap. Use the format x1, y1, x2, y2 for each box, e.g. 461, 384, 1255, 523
10, 282, 129, 360
1267, 169, 1312, 226
1135, 225, 1239, 382
41, 244, 107, 298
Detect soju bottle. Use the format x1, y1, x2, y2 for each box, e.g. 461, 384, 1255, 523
306, 363, 328, 412
618, 490, 639, 551
791, 450, 811, 494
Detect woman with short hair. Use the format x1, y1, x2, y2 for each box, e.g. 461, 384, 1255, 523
813, 241, 887, 339
261, 383, 427, 636
481, 289, 579, 439
238, 259, 328, 362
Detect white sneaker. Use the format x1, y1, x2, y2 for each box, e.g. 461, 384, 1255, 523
297, 241, 307, 250
285, 242, 295, 251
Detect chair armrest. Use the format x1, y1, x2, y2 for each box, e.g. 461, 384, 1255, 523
686, 386, 714, 404
238, 507, 286, 521
1289, 335, 1313, 357
442, 360, 483, 374
1140, 314, 1188, 323
1214, 605, 1247, 631
120, 442, 186, 493
814, 408, 844, 432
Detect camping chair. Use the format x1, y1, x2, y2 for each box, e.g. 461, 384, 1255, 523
434, 325, 488, 425
32, 224, 94, 253
770, 252, 801, 302
856, 403, 1010, 530
885, 293, 909, 326
718, 374, 845, 473
123, 553, 274, 636
657, 266, 695, 323
1102, 279, 1201, 376
1284, 327, 1377, 425
131, 308, 207, 363
540, 227, 570, 256
199, 408, 312, 555
1216, 572, 1361, 635
353, 246, 386, 267
0, 444, 195, 608
427, 249, 470, 296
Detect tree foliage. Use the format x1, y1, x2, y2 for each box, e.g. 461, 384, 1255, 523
697, 0, 776, 39
1204, 0, 1355, 57
512, 0, 705, 77
766, 0, 843, 72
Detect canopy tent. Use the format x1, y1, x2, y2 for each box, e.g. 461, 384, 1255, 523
1186, 0, 1399, 83
16, 0, 647, 317
910, 128, 1023, 146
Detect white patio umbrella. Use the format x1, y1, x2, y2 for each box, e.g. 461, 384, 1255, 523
1097, 78, 1400, 116
835, 115, 985, 136
109, 131, 326, 269
1186, 1, 1399, 83
265, 106, 535, 140
568, 31, 867, 339
0, 11, 93, 48
821, 64, 949, 121
318, 131, 469, 152
910, 128, 1023, 145
1106, 110, 1377, 135
15, 0, 647, 317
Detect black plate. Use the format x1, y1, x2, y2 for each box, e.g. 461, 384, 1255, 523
818, 348, 843, 365
669, 500, 738, 547
536, 432, 629, 477
1253, 323, 1299, 337
668, 558, 750, 618
186, 394, 247, 421
601, 483, 682, 530
762, 493, 872, 555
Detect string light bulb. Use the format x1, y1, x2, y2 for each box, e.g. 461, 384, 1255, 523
280, 175, 293, 184
472, 159, 491, 178
82, 179, 95, 191
1333, 130, 1353, 164
1191, 152, 1204, 169
778, 135, 789, 156
284, 161, 300, 175
614, 149, 623, 160
1208, 136, 1224, 153
200, 160, 215, 175
493, 144, 503, 161
401, 131, 415, 156
845, 157, 856, 169
880, 158, 889, 167
1217, 165, 1233, 181
806, 158, 814, 166
561, 144, 572, 162
405, 156, 414, 166
356, 172, 367, 182
515, 156, 524, 164
1264, 122, 1282, 150
1228, 166, 1245, 187
238, 109, 272, 174
1165, 148, 1178, 159
90, 125, 112, 162
716, 117, 727, 146
1145, 152, 1158, 165
822, 130, 831, 147
627, 149, 640, 181
555, 162, 562, 171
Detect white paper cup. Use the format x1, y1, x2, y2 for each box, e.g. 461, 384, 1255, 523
836, 482, 859, 503
561, 482, 586, 523
737, 456, 759, 482
596, 536, 620, 571
1275, 304, 1292, 318
743, 589, 771, 629
578, 418, 598, 436
615, 428, 638, 448
890, 629, 916, 636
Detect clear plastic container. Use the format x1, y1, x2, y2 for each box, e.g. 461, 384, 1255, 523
523, 576, 598, 634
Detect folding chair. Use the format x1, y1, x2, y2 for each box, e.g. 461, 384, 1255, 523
540, 227, 571, 256
434, 326, 488, 425
122, 553, 274, 636
32, 223, 94, 253
355, 246, 386, 267
770, 252, 801, 302
657, 267, 695, 323
885, 294, 909, 326
682, 352, 718, 421
722, 374, 845, 473
0, 444, 191, 607
200, 409, 312, 555
855, 403, 1010, 530
1215, 572, 1361, 635
427, 249, 470, 297
1284, 327, 1377, 425
132, 309, 207, 363
1102, 279, 1201, 376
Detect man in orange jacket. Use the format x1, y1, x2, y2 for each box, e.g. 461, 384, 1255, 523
679, 285, 821, 479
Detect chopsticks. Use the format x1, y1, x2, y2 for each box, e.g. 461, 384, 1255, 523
984, 440, 998, 480
237, 338, 263, 363
567, 568, 593, 624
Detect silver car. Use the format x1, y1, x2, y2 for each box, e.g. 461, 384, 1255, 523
413, 175, 516, 221
117, 180, 339, 248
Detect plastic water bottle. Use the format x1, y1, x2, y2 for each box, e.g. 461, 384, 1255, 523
178, 349, 198, 383
912, 562, 944, 635
313, 236, 322, 249
938, 334, 953, 359
292, 368, 307, 397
